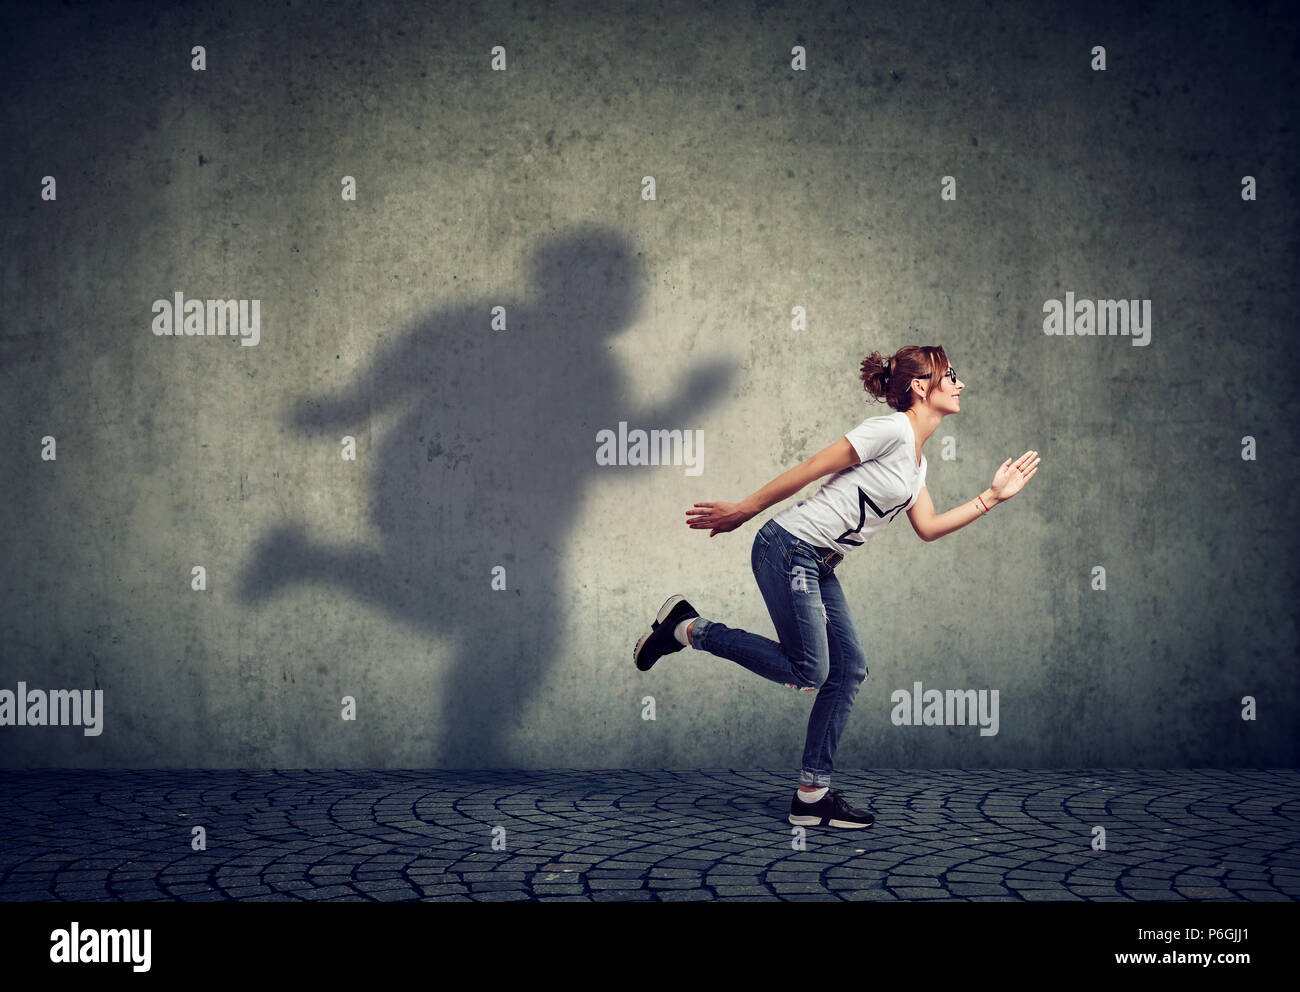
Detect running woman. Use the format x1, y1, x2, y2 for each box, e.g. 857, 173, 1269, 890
633, 345, 1039, 828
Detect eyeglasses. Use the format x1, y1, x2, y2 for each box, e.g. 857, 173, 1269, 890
914, 368, 958, 385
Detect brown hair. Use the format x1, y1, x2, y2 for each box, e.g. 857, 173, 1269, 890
859, 345, 950, 412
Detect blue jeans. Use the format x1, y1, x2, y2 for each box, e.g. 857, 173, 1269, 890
689, 519, 869, 788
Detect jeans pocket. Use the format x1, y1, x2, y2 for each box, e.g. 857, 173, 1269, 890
769, 525, 792, 568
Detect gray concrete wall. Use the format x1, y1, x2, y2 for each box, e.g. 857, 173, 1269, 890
2, 0, 1296, 769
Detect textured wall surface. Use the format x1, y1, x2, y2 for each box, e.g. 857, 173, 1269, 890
1, 0, 1296, 769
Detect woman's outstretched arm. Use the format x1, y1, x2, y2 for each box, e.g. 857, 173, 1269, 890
908, 449, 1041, 542
686, 437, 859, 537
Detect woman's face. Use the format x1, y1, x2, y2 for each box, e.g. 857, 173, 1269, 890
915, 362, 964, 415
939, 364, 964, 414
905, 360, 964, 413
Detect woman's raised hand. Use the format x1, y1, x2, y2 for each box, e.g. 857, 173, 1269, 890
686, 501, 751, 537
990, 450, 1040, 501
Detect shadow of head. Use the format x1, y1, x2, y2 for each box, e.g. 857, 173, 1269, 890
530, 227, 645, 333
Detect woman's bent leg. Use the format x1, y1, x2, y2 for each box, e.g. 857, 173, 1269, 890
690, 522, 830, 689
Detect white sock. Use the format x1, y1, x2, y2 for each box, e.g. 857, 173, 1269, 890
797, 786, 828, 803
673, 618, 695, 646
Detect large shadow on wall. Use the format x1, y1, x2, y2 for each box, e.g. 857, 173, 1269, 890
236, 227, 734, 767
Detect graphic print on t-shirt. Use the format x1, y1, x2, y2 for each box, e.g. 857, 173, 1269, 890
835, 486, 913, 546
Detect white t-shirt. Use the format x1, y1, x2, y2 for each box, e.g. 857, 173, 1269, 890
771, 411, 927, 557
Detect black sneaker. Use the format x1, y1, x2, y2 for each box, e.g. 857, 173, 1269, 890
788, 788, 875, 829
634, 595, 699, 672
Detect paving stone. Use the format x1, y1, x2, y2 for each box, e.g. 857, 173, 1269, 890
300, 885, 358, 900
949, 883, 1010, 896
647, 878, 701, 889
588, 878, 644, 889
356, 878, 417, 892
223, 885, 274, 897
414, 882, 468, 896
1006, 880, 1069, 889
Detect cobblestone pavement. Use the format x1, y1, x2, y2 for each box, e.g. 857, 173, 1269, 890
0, 768, 1296, 902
